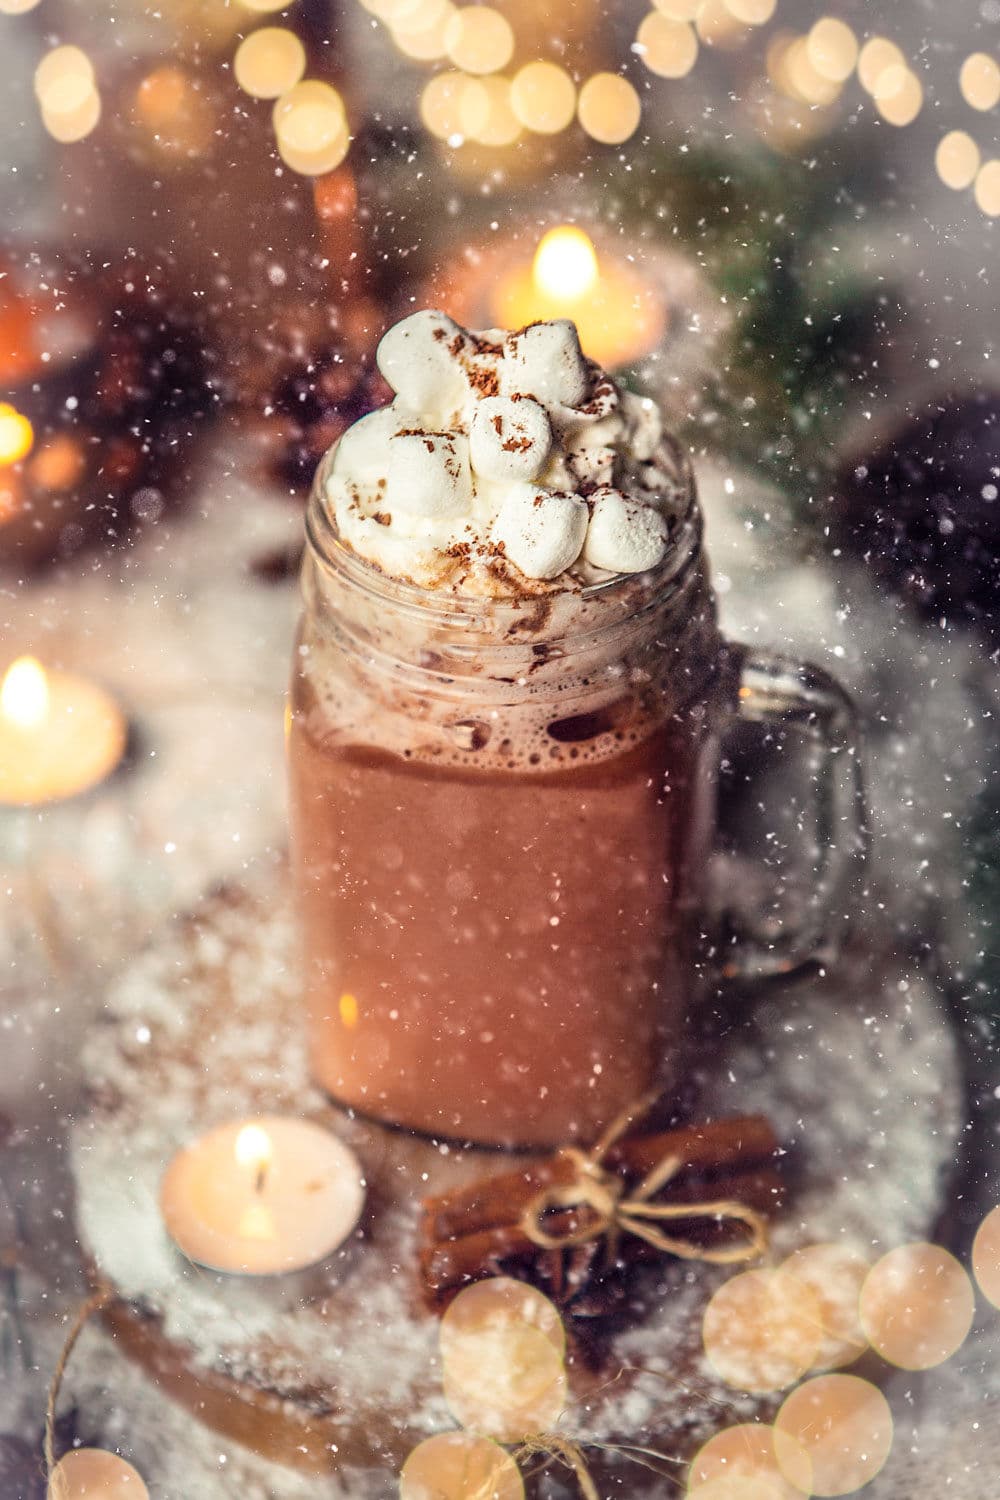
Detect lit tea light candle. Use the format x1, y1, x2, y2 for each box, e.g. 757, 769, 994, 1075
160, 1116, 366, 1275
0, 656, 127, 807
491, 226, 668, 370
48, 1448, 148, 1499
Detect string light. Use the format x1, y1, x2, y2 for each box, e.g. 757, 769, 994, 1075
510, 60, 576, 135
636, 14, 699, 80
724, 0, 776, 22
857, 36, 905, 96
34, 46, 95, 115
272, 80, 350, 176
960, 51, 1000, 112
936, 130, 981, 190
806, 17, 858, 83
234, 28, 306, 100
874, 66, 923, 127
444, 5, 514, 75
420, 69, 469, 139
577, 73, 642, 146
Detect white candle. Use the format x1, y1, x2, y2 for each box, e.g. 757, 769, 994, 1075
160, 1116, 366, 1275
0, 656, 126, 806
48, 1448, 148, 1499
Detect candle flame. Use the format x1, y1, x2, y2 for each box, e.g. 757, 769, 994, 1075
1, 656, 49, 729
234, 1123, 273, 1174
0, 403, 34, 467
532, 227, 600, 304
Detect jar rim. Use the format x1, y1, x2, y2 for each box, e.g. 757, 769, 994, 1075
304, 431, 703, 629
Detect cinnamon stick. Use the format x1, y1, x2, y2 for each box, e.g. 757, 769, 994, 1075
421, 1165, 784, 1300
423, 1115, 779, 1244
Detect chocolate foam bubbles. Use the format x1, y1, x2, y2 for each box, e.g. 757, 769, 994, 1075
323, 310, 688, 596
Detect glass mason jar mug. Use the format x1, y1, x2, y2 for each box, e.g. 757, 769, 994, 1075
289, 442, 865, 1148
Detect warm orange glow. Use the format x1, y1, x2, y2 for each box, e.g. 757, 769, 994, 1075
339, 992, 360, 1029
857, 36, 905, 96
444, 4, 514, 74
636, 13, 699, 79
273, 80, 350, 176
859, 1242, 974, 1369
533, 227, 600, 302
47, 1448, 149, 1500
442, 1320, 567, 1440
41, 89, 102, 145
688, 1422, 812, 1499
973, 1204, 1000, 1305
0, 403, 34, 467
960, 52, 1000, 112
34, 45, 95, 115
400, 1434, 525, 1500
936, 130, 982, 191
28, 435, 86, 492
874, 67, 923, 127
135, 67, 215, 156
234, 27, 306, 100
702, 1268, 822, 1393
237, 1200, 278, 1241
510, 61, 576, 135
441, 1276, 566, 1361
577, 73, 642, 146
234, 1123, 273, 1176
780, 1242, 870, 1371
774, 1374, 893, 1496
1, 656, 49, 730
806, 17, 858, 83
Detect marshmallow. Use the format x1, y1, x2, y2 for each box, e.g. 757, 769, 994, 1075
492, 483, 588, 580
566, 442, 616, 489
332, 406, 402, 482
376, 310, 470, 418
469, 396, 552, 482
502, 321, 590, 410
620, 390, 663, 462
386, 430, 472, 518
582, 487, 668, 574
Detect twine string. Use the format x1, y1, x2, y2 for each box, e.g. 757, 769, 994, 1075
519, 1096, 769, 1268
44, 1289, 111, 1482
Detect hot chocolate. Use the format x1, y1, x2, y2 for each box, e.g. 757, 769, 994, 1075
289, 311, 860, 1146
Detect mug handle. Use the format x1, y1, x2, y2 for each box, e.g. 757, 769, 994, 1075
712, 645, 868, 981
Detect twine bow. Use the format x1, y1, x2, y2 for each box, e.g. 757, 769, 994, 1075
519, 1095, 768, 1268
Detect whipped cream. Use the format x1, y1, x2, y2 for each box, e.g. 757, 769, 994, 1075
324, 310, 686, 595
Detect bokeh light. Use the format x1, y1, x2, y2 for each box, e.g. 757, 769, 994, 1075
420, 70, 468, 139
237, 0, 296, 12
857, 36, 905, 96
461, 76, 521, 147
774, 1375, 893, 1497
687, 1479, 786, 1500
972, 1204, 1000, 1304
780, 1243, 870, 1372
34, 46, 95, 115
859, 1242, 974, 1370
806, 17, 858, 83
442, 1321, 567, 1440
444, 6, 514, 75
577, 73, 642, 146
400, 1432, 524, 1500
873, 66, 923, 127
695, 0, 748, 50
0, 0, 42, 12
636, 14, 699, 80
781, 37, 842, 108
272, 80, 350, 176
936, 130, 981, 191
960, 52, 1000, 112
234, 28, 306, 100
724, 0, 776, 22
392, 2, 455, 62
702, 1268, 821, 1393
42, 89, 101, 144
0, 404, 34, 467
688, 1422, 812, 1499
533, 227, 600, 303
653, 0, 700, 18
134, 66, 215, 157
976, 160, 1000, 217
441, 1277, 566, 1358
510, 61, 576, 134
